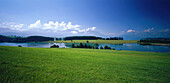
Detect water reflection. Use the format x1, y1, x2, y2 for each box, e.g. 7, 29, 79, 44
0, 42, 169, 52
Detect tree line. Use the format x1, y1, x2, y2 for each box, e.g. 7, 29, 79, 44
0, 35, 53, 42
63, 36, 123, 40
139, 38, 170, 43
71, 43, 115, 50
0, 35, 124, 42
64, 36, 102, 40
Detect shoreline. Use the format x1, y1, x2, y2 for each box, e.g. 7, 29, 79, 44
138, 42, 170, 47
151, 43, 170, 46
0, 45, 169, 53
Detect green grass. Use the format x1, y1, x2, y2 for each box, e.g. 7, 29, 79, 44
49, 40, 138, 44
0, 46, 170, 82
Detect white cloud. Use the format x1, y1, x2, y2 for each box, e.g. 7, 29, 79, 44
0, 22, 15, 28
28, 20, 41, 28
0, 20, 97, 35
11, 24, 24, 31
119, 31, 125, 35
14, 24, 24, 28
78, 29, 86, 32
101, 32, 116, 36
70, 31, 78, 34
43, 21, 58, 30
42, 21, 81, 31
56, 21, 66, 31
91, 27, 96, 30
66, 22, 80, 30
28, 20, 96, 34
144, 27, 154, 32
78, 27, 96, 32
0, 22, 25, 31
2, 22, 15, 25
127, 29, 135, 33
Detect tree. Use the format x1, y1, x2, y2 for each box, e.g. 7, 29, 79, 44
87, 45, 92, 49
104, 45, 111, 49
106, 38, 110, 40
72, 44, 75, 48
95, 46, 99, 49
79, 43, 84, 48
18, 45, 22, 47
76, 45, 79, 48
104, 45, 108, 49
108, 47, 111, 49
84, 44, 87, 48
95, 43, 99, 47
59, 38, 62, 40
100, 46, 103, 49
50, 44, 59, 48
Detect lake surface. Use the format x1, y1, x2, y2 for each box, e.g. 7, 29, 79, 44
0, 42, 170, 52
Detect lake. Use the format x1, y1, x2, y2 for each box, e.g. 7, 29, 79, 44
0, 42, 170, 52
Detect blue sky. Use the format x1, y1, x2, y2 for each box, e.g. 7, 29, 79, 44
0, 0, 170, 40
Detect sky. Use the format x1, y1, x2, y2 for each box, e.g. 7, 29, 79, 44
0, 0, 170, 40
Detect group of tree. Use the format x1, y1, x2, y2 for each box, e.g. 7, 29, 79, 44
139, 38, 170, 43
64, 36, 102, 40
0, 35, 53, 42
0, 35, 124, 43
72, 43, 115, 50
50, 44, 59, 48
104, 37, 123, 40
72, 43, 94, 49
63, 36, 123, 40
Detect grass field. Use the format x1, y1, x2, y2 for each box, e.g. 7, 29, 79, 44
0, 46, 170, 82
49, 40, 138, 44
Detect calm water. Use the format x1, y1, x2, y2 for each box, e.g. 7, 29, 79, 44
0, 42, 170, 52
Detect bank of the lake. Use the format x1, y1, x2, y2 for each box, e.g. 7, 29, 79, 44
0, 46, 170, 82
0, 42, 170, 52
49, 40, 138, 44
139, 42, 170, 47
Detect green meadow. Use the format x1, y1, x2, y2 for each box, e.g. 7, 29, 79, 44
49, 40, 138, 44
0, 46, 170, 82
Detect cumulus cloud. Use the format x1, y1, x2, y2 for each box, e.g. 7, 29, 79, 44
0, 22, 15, 28
0, 22, 25, 31
11, 24, 24, 31
66, 22, 80, 30
91, 27, 96, 30
28, 20, 41, 28
39, 20, 81, 32
78, 27, 96, 32
70, 31, 78, 34
127, 29, 135, 33
43, 21, 58, 30
13, 24, 24, 28
59, 21, 67, 30
0, 20, 98, 36
7, 20, 96, 33
144, 27, 154, 32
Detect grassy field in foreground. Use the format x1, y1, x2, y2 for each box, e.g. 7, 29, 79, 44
49, 40, 138, 44
0, 46, 170, 82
